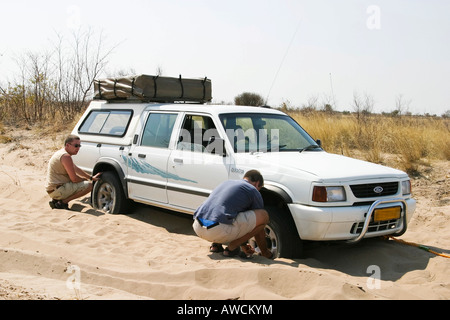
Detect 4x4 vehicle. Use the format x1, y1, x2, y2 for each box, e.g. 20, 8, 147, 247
71, 77, 416, 258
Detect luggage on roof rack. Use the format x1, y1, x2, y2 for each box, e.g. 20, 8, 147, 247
93, 74, 212, 103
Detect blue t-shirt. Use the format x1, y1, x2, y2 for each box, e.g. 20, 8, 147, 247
194, 179, 264, 225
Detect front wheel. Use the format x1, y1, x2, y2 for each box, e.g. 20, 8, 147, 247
250, 206, 303, 259
92, 171, 129, 214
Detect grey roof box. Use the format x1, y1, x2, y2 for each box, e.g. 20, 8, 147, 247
94, 74, 212, 103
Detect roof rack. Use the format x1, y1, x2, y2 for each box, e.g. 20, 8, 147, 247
94, 74, 212, 103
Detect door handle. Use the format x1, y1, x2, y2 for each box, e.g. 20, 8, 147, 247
138, 154, 146, 159
173, 158, 183, 164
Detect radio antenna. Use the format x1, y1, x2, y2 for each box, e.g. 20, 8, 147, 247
265, 19, 302, 105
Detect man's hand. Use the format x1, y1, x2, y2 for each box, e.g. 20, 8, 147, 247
91, 172, 102, 181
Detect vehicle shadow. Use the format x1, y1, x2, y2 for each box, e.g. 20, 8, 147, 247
70, 197, 104, 217
106, 203, 444, 282
298, 237, 443, 281
127, 203, 197, 236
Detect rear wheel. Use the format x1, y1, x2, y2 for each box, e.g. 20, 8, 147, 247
92, 171, 129, 214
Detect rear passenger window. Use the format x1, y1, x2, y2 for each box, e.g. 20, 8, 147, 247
141, 113, 177, 148
79, 110, 133, 136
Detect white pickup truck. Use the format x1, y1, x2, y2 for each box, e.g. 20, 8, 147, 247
71, 99, 416, 258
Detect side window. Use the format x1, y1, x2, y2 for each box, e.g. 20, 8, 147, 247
79, 110, 132, 136
141, 113, 177, 148
177, 114, 219, 153
222, 115, 254, 152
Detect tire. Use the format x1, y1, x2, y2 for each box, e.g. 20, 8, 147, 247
92, 171, 129, 214
250, 206, 303, 259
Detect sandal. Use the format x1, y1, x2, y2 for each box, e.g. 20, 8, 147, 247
209, 243, 224, 253
49, 200, 69, 210
222, 246, 240, 257
49, 199, 57, 209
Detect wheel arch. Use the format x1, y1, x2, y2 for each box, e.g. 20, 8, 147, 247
93, 159, 128, 198
261, 184, 292, 208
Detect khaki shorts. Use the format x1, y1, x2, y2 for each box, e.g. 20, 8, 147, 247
48, 181, 90, 201
193, 210, 257, 244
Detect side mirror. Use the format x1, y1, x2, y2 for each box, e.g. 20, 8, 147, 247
315, 139, 322, 147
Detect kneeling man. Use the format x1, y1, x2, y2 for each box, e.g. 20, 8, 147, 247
45, 134, 101, 209
193, 170, 273, 259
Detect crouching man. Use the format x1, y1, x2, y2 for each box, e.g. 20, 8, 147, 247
193, 170, 273, 259
45, 134, 101, 210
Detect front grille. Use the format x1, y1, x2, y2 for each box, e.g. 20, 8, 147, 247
350, 219, 400, 234
350, 182, 398, 198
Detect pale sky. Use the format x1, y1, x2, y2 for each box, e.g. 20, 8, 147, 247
1, 0, 449, 115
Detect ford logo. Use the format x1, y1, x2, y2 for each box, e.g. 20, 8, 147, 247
373, 186, 384, 194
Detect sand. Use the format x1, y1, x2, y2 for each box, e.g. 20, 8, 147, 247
0, 128, 449, 300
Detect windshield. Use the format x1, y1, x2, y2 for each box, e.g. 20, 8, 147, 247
219, 113, 320, 153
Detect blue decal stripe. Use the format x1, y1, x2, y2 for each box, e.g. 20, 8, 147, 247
122, 155, 197, 183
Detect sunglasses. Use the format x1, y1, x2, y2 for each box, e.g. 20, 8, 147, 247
70, 143, 81, 148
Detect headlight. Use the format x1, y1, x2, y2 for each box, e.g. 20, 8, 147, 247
313, 186, 346, 202
401, 180, 411, 195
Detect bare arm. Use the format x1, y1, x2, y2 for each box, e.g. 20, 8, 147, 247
60, 154, 95, 183
74, 165, 102, 181
60, 154, 102, 182
74, 164, 91, 180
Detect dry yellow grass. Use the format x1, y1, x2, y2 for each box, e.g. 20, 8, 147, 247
289, 111, 450, 175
